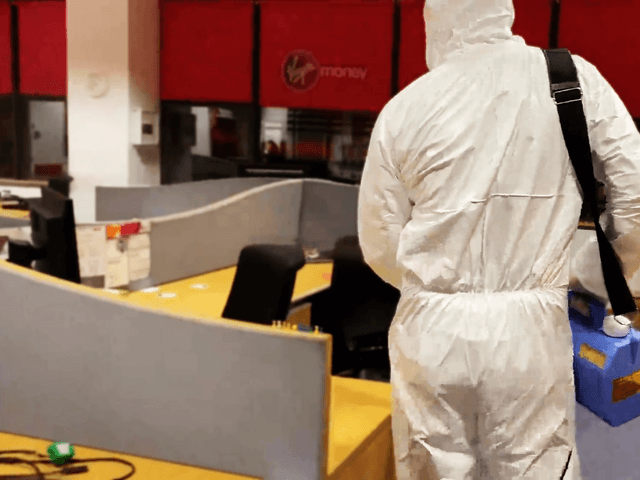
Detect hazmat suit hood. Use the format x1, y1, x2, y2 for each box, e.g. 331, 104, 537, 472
423, 0, 516, 70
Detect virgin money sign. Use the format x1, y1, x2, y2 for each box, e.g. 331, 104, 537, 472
261, 1, 393, 111
282, 50, 368, 93
282, 51, 321, 93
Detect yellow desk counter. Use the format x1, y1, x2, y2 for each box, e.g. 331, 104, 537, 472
0, 431, 259, 479
327, 377, 395, 480
116, 262, 334, 321
0, 206, 30, 219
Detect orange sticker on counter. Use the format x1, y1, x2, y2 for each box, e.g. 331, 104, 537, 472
106, 222, 142, 240
106, 225, 121, 240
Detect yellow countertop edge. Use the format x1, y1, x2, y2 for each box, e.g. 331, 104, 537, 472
327, 415, 392, 480
0, 430, 261, 480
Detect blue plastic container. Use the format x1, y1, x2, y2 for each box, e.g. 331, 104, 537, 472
568, 292, 640, 427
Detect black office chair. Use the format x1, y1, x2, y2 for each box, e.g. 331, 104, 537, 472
222, 244, 306, 325
48, 173, 73, 198
316, 236, 400, 380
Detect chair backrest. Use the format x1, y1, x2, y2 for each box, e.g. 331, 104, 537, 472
222, 244, 306, 325
330, 236, 400, 346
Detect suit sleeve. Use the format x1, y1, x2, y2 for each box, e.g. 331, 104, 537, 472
357, 111, 412, 290
573, 56, 640, 299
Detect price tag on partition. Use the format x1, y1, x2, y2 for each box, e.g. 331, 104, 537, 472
106, 221, 147, 240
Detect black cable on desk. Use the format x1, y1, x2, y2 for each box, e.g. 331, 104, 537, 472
0, 458, 44, 480
0, 450, 135, 479
0, 452, 46, 458
35, 458, 136, 480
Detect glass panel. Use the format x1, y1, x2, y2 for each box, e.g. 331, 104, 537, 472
260, 107, 377, 183
161, 102, 255, 184
28, 99, 67, 179
0, 96, 16, 178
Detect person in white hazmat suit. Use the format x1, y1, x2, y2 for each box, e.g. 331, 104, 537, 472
357, 0, 640, 478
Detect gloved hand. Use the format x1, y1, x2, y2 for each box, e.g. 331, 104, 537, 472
602, 314, 632, 338
602, 299, 637, 337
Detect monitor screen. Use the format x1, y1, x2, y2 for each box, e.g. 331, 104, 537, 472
8, 186, 80, 283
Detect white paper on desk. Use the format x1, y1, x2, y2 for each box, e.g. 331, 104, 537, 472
76, 225, 107, 278
128, 233, 151, 282
105, 238, 129, 289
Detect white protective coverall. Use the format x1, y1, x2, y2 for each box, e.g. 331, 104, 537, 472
357, 0, 640, 478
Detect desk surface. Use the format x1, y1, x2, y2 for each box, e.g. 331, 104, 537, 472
0, 431, 259, 479
327, 377, 393, 474
0, 377, 391, 479
0, 207, 30, 219
114, 262, 333, 321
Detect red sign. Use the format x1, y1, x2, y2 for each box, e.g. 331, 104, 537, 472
18, 1, 67, 96
281, 50, 369, 93
161, 0, 253, 102
0, 1, 11, 95
559, 0, 640, 117
282, 50, 321, 93
398, 1, 428, 92
261, 1, 393, 112
511, 0, 551, 49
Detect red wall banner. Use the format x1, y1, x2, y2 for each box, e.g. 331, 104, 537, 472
0, 1, 12, 95
18, 1, 67, 96
260, 0, 394, 112
398, 0, 551, 93
559, 0, 640, 117
511, 0, 551, 49
398, 0, 427, 92
161, 0, 254, 103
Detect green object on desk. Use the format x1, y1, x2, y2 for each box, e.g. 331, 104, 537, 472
47, 442, 74, 466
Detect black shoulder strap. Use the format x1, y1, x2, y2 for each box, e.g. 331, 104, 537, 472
543, 48, 637, 316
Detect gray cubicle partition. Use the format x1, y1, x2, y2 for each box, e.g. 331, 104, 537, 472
298, 180, 359, 253
95, 177, 285, 221
137, 179, 304, 287
91, 178, 361, 289
0, 216, 29, 229
0, 262, 331, 480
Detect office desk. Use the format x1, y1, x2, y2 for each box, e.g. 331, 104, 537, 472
117, 262, 333, 321
0, 207, 30, 219
107, 263, 394, 479
0, 431, 259, 479
328, 377, 395, 480
3, 260, 394, 479
0, 376, 393, 480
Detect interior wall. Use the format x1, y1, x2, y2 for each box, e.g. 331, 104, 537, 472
28, 100, 67, 172
191, 106, 210, 157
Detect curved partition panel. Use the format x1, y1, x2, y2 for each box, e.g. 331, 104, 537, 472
96, 177, 286, 221
0, 262, 331, 480
299, 179, 359, 254
138, 179, 304, 287
0, 216, 29, 229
